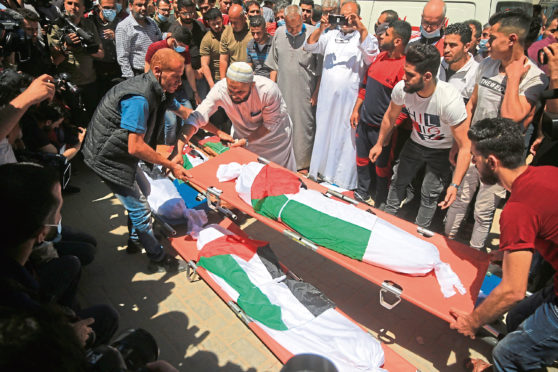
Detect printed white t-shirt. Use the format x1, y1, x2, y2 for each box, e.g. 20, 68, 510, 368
472, 57, 548, 125
391, 79, 468, 149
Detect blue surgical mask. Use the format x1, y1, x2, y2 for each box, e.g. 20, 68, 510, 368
420, 25, 441, 39
277, 19, 285, 27
174, 45, 186, 53
45, 217, 62, 243
478, 38, 489, 52
115, 2, 122, 12
158, 12, 168, 22
102, 9, 117, 22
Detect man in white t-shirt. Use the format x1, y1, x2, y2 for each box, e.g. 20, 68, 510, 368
370, 43, 470, 228
444, 9, 548, 250
438, 22, 479, 103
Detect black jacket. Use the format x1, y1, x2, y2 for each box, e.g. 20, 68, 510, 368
82, 71, 171, 188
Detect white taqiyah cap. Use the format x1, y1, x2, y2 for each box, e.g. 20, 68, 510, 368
226, 62, 254, 83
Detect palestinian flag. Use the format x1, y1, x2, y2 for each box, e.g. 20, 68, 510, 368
196, 225, 386, 372
198, 136, 229, 155
217, 162, 466, 298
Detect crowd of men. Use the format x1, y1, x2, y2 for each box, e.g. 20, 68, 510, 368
1, 0, 558, 369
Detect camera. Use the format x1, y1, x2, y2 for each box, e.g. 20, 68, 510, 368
538, 46, 555, 65
328, 14, 347, 26
53, 72, 79, 94
55, 15, 99, 54
87, 328, 159, 372
0, 8, 28, 58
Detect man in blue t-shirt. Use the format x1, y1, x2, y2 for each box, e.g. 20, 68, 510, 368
84, 48, 232, 273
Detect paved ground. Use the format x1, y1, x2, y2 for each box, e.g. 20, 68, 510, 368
66, 160, 503, 372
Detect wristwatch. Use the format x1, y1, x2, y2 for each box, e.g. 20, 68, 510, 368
449, 182, 460, 189
244, 139, 249, 147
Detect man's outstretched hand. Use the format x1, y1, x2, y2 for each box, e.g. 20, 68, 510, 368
169, 163, 191, 181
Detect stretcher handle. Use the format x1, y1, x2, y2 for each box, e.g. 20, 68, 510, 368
186, 260, 199, 282
152, 212, 177, 237
283, 229, 319, 251
379, 280, 403, 310
325, 189, 359, 205
417, 226, 435, 238
205, 187, 238, 221
227, 301, 252, 325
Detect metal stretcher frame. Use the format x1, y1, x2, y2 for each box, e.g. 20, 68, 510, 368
184, 147, 490, 324
170, 218, 419, 371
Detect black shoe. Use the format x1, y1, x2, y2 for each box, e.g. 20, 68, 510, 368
126, 239, 143, 254
148, 254, 187, 273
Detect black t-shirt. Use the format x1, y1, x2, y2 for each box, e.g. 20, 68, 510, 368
20, 115, 51, 151
16, 38, 56, 77
168, 20, 206, 70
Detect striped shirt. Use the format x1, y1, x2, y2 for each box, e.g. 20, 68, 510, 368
116, 15, 162, 77
246, 37, 272, 78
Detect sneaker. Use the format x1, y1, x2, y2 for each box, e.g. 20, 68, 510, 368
148, 253, 187, 273
126, 238, 143, 254
353, 191, 373, 205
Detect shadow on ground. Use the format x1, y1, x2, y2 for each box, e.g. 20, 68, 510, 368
63, 160, 271, 372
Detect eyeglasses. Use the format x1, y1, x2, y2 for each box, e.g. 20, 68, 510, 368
199, 6, 210, 11
301, 9, 311, 13
421, 18, 443, 29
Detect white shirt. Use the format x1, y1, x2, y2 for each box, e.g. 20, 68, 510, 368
472, 57, 548, 124
438, 54, 479, 101
391, 79, 468, 149
0, 138, 17, 165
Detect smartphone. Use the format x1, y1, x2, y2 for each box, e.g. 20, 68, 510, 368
328, 14, 347, 26
538, 47, 554, 65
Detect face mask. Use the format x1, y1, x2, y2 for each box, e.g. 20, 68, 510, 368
158, 12, 168, 22
286, 23, 306, 37
420, 25, 441, 39
126, 7, 131, 14
174, 45, 185, 52
277, 19, 285, 27
115, 2, 122, 12
478, 38, 489, 52
102, 9, 117, 21
45, 217, 62, 243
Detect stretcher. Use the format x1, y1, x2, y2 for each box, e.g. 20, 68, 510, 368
170, 217, 419, 371
183, 147, 490, 324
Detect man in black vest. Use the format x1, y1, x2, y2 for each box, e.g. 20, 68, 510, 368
83, 48, 194, 273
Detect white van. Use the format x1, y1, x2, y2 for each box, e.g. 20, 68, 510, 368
315, 0, 535, 33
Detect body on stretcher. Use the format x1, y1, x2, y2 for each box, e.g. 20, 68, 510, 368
184, 147, 490, 324
171, 218, 419, 372
142, 149, 419, 371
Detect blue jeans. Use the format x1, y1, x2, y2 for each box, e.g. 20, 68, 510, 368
104, 178, 165, 261
493, 286, 558, 371
164, 86, 193, 145
384, 139, 451, 228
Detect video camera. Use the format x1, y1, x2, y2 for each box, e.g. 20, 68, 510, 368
54, 15, 99, 54
0, 8, 28, 58
87, 328, 159, 372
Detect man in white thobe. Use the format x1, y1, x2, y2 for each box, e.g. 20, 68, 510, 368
181, 62, 296, 170
303, 0, 378, 189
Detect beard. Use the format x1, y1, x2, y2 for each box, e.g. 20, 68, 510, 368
181, 17, 194, 24
231, 94, 250, 104
403, 79, 424, 93
132, 10, 145, 20
479, 166, 499, 186
380, 40, 394, 52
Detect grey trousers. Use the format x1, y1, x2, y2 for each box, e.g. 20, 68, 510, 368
444, 163, 506, 249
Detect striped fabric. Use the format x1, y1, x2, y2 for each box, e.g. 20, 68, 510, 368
246, 37, 272, 77
116, 15, 162, 77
